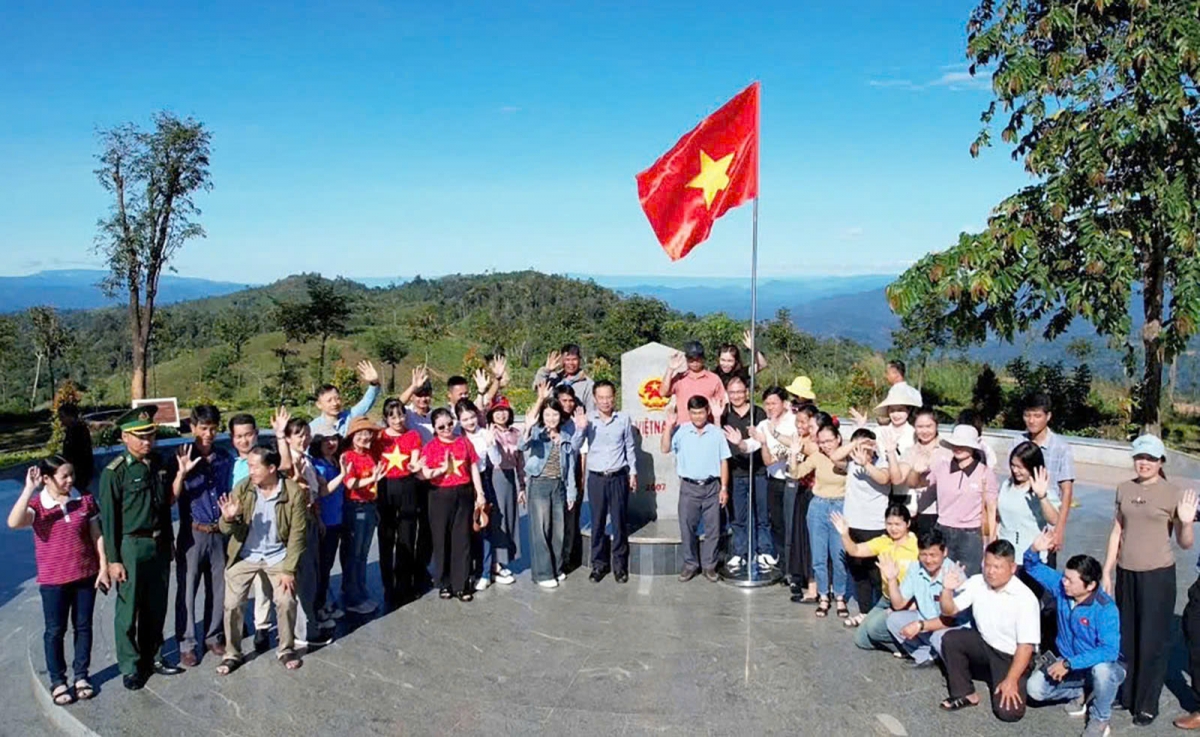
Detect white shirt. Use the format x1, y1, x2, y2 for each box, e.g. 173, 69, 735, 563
842, 454, 891, 529
952, 573, 1041, 655
757, 412, 797, 479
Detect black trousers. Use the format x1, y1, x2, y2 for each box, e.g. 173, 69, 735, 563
915, 513, 938, 538
428, 484, 474, 595
847, 527, 884, 612
1116, 565, 1175, 716
788, 484, 814, 585
942, 628, 1028, 723
562, 473, 585, 573
377, 475, 420, 602
767, 478, 788, 567
588, 470, 629, 575
414, 479, 434, 587
1182, 575, 1200, 705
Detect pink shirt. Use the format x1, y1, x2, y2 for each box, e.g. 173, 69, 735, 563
668, 370, 727, 425
29, 491, 101, 586
926, 456, 998, 529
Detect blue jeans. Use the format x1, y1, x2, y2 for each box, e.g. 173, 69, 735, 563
731, 474, 773, 560
886, 609, 958, 664
1027, 660, 1126, 722
528, 476, 565, 583
343, 501, 378, 607
40, 578, 96, 688
807, 496, 846, 597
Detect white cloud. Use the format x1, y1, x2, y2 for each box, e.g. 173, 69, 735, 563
868, 79, 922, 91
929, 70, 993, 91
839, 226, 865, 240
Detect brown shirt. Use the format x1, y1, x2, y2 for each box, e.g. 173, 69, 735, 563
790, 452, 847, 499
1116, 477, 1183, 572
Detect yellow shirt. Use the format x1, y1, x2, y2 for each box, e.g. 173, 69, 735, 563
865, 532, 919, 583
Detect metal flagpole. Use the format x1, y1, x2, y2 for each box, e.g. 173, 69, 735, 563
723, 85, 778, 589
747, 195, 759, 583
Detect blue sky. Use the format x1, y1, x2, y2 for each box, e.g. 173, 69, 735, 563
0, 0, 1032, 283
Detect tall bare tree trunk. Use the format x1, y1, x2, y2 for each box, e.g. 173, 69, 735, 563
30, 353, 42, 409
1140, 247, 1165, 435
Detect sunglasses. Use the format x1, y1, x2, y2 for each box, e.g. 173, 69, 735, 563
434, 423, 454, 431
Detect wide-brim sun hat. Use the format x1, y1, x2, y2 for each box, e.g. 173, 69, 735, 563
1131, 434, 1166, 461
346, 416, 380, 438
785, 375, 816, 400
940, 424, 983, 451
876, 383, 921, 411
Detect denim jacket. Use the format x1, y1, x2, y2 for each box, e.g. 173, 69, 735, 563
521, 425, 583, 497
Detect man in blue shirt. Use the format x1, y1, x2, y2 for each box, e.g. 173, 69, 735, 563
661, 396, 730, 582
885, 528, 964, 667
1023, 531, 1123, 737
167, 404, 234, 667
580, 380, 638, 583
308, 360, 381, 437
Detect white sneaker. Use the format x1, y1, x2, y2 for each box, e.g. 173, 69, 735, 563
347, 600, 377, 614
328, 606, 345, 620
475, 577, 492, 592
759, 553, 778, 566
727, 556, 743, 570
494, 571, 516, 585
537, 579, 559, 589
556, 572, 567, 582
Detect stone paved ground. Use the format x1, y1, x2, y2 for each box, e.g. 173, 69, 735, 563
1, 467, 1198, 736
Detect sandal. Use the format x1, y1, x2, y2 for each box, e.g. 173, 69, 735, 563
73, 679, 95, 700
843, 613, 866, 628
457, 592, 474, 603
939, 695, 978, 712
815, 597, 830, 617
280, 651, 303, 670
51, 684, 75, 706
439, 588, 453, 600
215, 657, 242, 676
835, 598, 849, 618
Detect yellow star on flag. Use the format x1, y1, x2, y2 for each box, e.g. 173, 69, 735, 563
382, 446, 410, 473
686, 150, 734, 209
447, 454, 465, 477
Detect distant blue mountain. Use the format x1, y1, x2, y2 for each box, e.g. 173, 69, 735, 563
0, 270, 254, 313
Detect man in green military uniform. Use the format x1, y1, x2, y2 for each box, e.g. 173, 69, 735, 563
98, 406, 186, 690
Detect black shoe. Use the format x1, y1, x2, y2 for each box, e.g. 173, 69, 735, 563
253, 630, 271, 654
304, 634, 333, 650
614, 571, 629, 584
1133, 712, 1157, 726
122, 673, 145, 691
153, 661, 185, 676
589, 570, 607, 583
788, 582, 803, 596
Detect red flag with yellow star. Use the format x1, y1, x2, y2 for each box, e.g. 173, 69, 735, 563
636, 82, 759, 261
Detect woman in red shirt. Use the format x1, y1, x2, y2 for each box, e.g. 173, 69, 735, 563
340, 417, 385, 615
419, 407, 487, 601
7, 457, 109, 706
374, 398, 424, 607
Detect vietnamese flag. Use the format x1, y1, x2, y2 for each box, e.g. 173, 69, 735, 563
636, 82, 759, 261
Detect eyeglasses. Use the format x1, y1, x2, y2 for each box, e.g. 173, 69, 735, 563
434, 423, 454, 430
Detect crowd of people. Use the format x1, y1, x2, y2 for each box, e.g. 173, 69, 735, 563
8, 343, 1200, 735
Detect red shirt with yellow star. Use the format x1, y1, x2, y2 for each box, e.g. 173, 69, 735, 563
375, 429, 422, 479
421, 436, 479, 489
342, 448, 380, 502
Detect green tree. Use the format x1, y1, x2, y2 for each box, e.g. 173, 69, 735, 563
93, 112, 212, 400
273, 276, 354, 383
368, 328, 409, 393
971, 364, 1003, 424
214, 305, 256, 360
29, 305, 72, 402
887, 0, 1200, 433
596, 296, 671, 359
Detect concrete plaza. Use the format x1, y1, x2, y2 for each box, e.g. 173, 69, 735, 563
1, 466, 1197, 736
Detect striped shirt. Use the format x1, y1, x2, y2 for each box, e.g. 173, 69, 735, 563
29, 490, 101, 586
